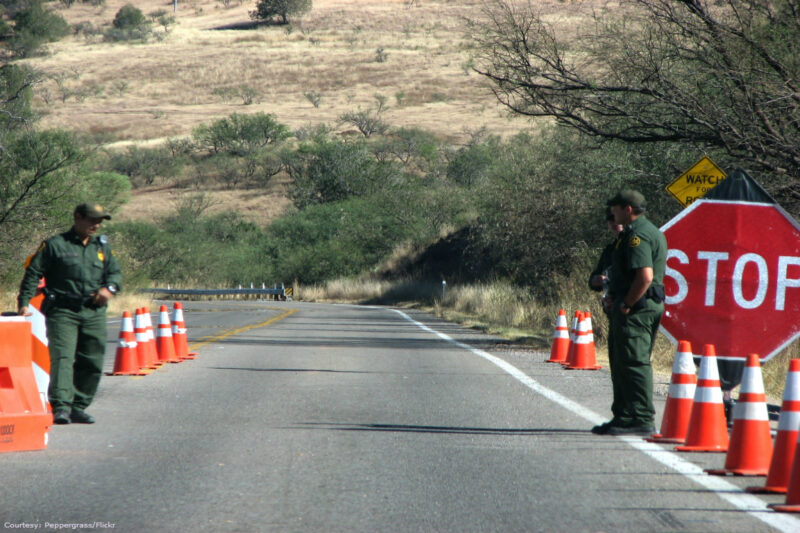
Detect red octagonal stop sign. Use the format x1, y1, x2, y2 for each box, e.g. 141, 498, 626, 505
660, 199, 800, 361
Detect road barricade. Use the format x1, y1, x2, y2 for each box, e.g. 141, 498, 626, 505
27, 292, 50, 410
0, 318, 52, 452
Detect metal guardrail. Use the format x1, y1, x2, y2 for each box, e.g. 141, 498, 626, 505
138, 285, 289, 299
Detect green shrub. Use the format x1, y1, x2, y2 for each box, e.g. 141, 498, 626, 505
250, 0, 311, 25
472, 127, 696, 295
372, 127, 441, 175
104, 4, 151, 42
0, 18, 12, 37
9, 1, 70, 57
106, 145, 182, 187
446, 137, 498, 187
261, 197, 414, 284
77, 172, 131, 212
113, 4, 146, 29
192, 113, 290, 156
283, 137, 404, 209
0, 64, 35, 130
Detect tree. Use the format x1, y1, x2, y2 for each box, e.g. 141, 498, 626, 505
8, 0, 70, 57
250, 0, 311, 25
283, 138, 402, 208
338, 109, 389, 138
193, 113, 291, 156
0, 64, 36, 130
113, 4, 146, 29
469, 0, 800, 209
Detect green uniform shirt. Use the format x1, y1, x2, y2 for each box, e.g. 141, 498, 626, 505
18, 229, 122, 308
609, 215, 667, 301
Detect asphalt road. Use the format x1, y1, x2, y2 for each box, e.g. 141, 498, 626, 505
1, 300, 799, 533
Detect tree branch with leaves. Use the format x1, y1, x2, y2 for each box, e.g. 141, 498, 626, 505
469, 0, 800, 189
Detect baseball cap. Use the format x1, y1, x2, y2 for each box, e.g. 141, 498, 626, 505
74, 203, 111, 220
607, 189, 647, 210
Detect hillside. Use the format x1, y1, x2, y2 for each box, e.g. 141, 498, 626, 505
18, 0, 592, 225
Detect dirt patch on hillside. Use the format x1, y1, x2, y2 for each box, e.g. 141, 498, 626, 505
115, 175, 293, 227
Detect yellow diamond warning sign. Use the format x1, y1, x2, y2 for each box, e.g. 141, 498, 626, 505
666, 156, 726, 207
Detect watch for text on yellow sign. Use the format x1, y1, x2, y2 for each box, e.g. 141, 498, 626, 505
665, 156, 726, 207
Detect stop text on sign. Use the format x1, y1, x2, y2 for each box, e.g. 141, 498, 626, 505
666, 250, 800, 310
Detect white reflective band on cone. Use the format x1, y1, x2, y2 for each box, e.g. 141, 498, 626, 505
673, 353, 695, 374
733, 401, 770, 421
667, 384, 696, 400
740, 367, 765, 393
777, 410, 800, 431
695, 387, 723, 403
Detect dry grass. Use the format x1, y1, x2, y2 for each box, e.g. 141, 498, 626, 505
16, 0, 608, 226
24, 0, 596, 225
27, 0, 538, 145
116, 174, 294, 226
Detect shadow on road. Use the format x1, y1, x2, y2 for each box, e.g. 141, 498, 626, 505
292, 422, 591, 436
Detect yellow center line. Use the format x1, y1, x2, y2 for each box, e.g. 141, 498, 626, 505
189, 307, 298, 351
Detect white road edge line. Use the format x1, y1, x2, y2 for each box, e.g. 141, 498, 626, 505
391, 308, 800, 533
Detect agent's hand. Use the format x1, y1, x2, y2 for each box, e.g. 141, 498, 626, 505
17, 306, 31, 317
590, 274, 607, 291
92, 287, 113, 307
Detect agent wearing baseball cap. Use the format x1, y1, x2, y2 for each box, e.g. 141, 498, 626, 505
592, 190, 667, 436
18, 202, 122, 425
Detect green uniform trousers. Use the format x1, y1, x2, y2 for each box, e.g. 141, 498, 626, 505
609, 302, 663, 426
46, 306, 107, 411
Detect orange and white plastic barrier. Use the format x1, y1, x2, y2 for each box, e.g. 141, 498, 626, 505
546, 309, 570, 363
675, 344, 729, 453
0, 318, 52, 452
25, 292, 50, 411
707, 354, 772, 476
648, 340, 696, 444
749, 358, 800, 493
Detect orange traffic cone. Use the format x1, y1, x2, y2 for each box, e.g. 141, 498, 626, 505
647, 340, 697, 444
134, 309, 154, 371
171, 302, 197, 360
546, 309, 570, 363
156, 305, 180, 364
109, 311, 145, 376
562, 311, 582, 367
566, 312, 601, 370
771, 431, 800, 512
749, 359, 800, 493
675, 344, 729, 453
142, 307, 161, 368
707, 354, 772, 475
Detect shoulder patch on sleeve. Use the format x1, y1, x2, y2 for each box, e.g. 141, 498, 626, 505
629, 235, 641, 248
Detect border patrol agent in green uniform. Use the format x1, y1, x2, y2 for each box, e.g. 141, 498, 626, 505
17, 203, 122, 425
592, 190, 666, 436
